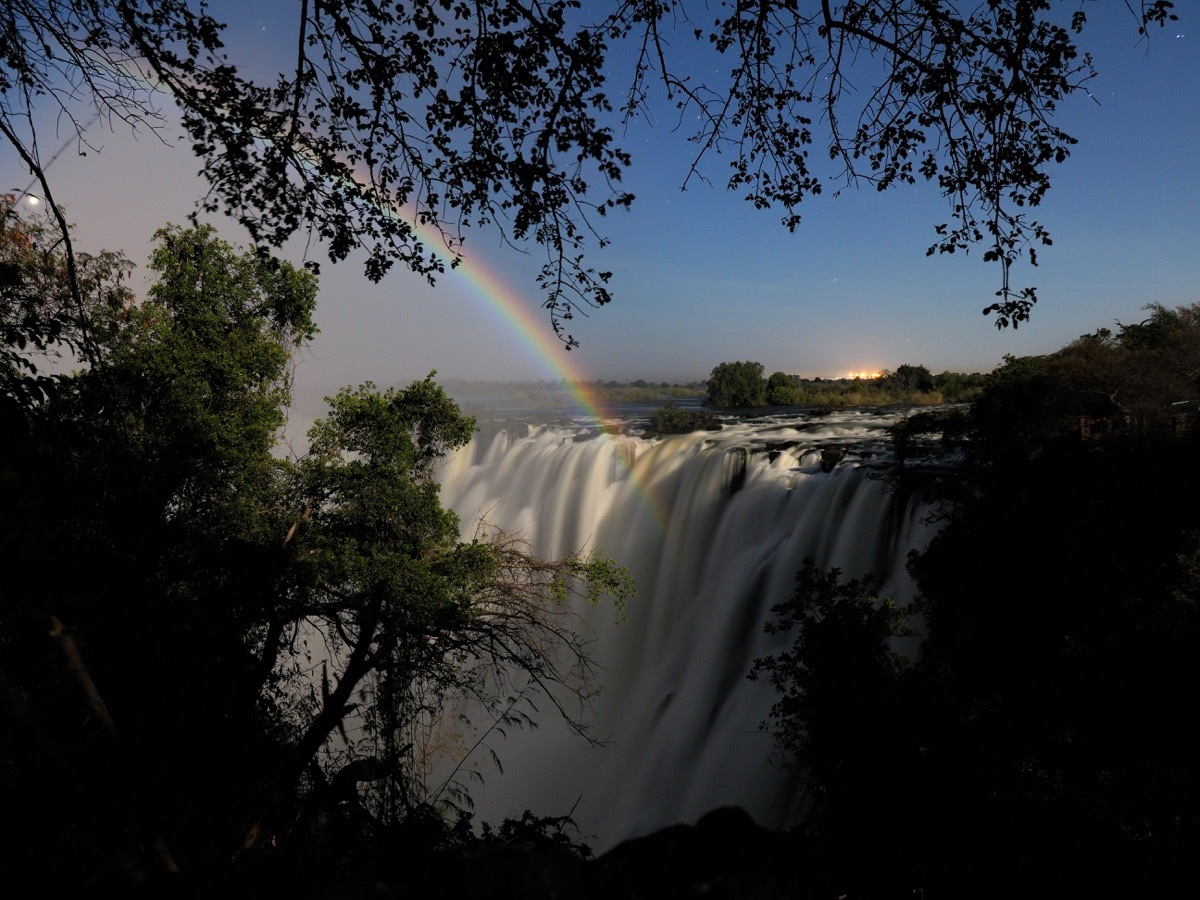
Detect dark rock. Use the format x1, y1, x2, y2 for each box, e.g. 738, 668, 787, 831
819, 448, 845, 472
593, 806, 819, 899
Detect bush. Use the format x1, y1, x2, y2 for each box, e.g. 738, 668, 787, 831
706, 360, 766, 407
652, 403, 722, 434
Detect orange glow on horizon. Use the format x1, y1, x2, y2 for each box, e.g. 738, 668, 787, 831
845, 371, 882, 380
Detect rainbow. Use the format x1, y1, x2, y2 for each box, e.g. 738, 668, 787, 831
284, 149, 676, 537
67, 54, 675, 537
403, 219, 607, 412
283, 131, 678, 538
64, 53, 618, 417
401, 216, 676, 538
277, 114, 679, 535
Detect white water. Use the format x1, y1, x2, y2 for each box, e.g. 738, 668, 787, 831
436, 408, 939, 849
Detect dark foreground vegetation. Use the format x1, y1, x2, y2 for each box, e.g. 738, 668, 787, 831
753, 303, 1200, 898
1, 203, 633, 897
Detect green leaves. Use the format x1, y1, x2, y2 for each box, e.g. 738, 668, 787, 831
749, 559, 919, 836
706, 360, 767, 407
2, 217, 636, 885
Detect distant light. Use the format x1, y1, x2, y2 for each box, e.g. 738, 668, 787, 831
846, 371, 882, 380
25, 195, 39, 206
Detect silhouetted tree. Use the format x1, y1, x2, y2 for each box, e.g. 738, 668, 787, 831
754, 306, 1200, 896
881, 364, 936, 394
0, 2, 1177, 339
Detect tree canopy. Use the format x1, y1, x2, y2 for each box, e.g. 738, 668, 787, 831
766, 371, 802, 405
0, 1, 1177, 342
706, 359, 767, 407
752, 305, 1200, 895
880, 363, 935, 393
0, 210, 631, 894
966, 303, 1200, 461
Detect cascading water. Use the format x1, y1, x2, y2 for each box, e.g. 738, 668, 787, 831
436, 408, 940, 850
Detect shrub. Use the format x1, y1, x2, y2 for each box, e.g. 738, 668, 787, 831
652, 404, 722, 434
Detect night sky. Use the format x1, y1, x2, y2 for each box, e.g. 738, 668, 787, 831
3, 2, 1197, 422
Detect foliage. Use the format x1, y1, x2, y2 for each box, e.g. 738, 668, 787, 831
1, 221, 323, 892
450, 374, 979, 413
876, 364, 946, 415
0, 218, 631, 895
968, 303, 1200, 463
755, 306, 1200, 895
749, 562, 919, 834
278, 400, 634, 820
880, 363, 935, 394
651, 402, 721, 435
477, 809, 595, 860
0, 2, 1178, 339
891, 405, 971, 462
705, 360, 767, 407
1, 193, 132, 413
441, 379, 704, 410
590, 381, 705, 404
901, 411, 1200, 895
766, 371, 802, 405
931, 369, 986, 403
0, 0, 635, 347
706, 366, 983, 411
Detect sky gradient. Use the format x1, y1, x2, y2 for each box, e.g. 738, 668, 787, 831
3, 3, 1197, 421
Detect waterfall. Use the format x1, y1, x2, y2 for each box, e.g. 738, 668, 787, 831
436, 409, 939, 850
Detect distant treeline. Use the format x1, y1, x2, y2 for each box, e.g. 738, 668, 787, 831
443, 378, 705, 407
702, 361, 986, 410
445, 367, 984, 415
587, 380, 706, 404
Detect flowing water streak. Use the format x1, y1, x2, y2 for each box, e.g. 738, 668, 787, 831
437, 408, 941, 850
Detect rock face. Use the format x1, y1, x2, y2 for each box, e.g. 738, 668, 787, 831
592, 806, 819, 899
819, 448, 845, 472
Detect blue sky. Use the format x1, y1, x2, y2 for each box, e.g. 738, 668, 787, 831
3, 3, 1197, 418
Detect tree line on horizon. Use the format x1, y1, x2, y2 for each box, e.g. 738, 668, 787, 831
702, 360, 987, 409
